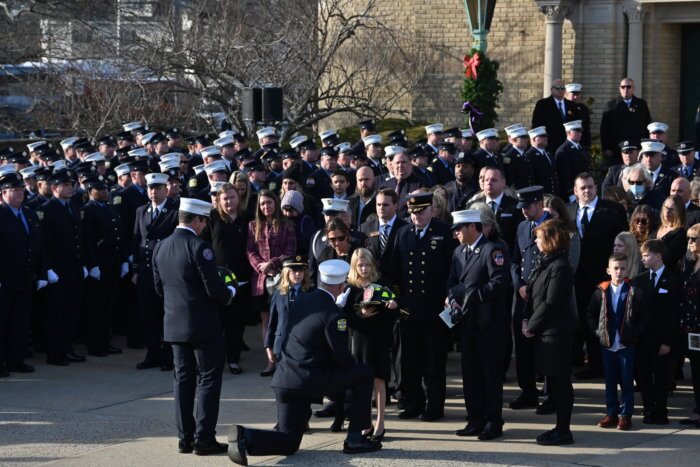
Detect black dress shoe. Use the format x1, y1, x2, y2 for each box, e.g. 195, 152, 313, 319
228, 425, 248, 466
47, 356, 69, 366
508, 396, 539, 410
330, 419, 344, 432
314, 403, 337, 418
65, 353, 86, 362
478, 423, 503, 441
343, 438, 382, 454
9, 362, 35, 373
136, 358, 161, 370
106, 345, 122, 354
642, 413, 655, 424
371, 429, 386, 442
456, 424, 484, 437
178, 439, 194, 454
260, 366, 275, 377
229, 365, 243, 375
88, 350, 109, 357
655, 415, 670, 425
536, 400, 555, 415
421, 411, 444, 422
536, 429, 574, 445
398, 408, 423, 419
194, 441, 228, 456
679, 417, 700, 425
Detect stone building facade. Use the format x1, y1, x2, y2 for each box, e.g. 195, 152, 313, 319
327, 0, 700, 146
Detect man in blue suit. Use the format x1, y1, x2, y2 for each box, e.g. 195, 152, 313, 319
229, 260, 381, 465
153, 197, 235, 456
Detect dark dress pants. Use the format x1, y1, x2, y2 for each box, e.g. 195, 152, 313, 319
0, 289, 32, 366
138, 285, 172, 363
85, 259, 118, 352
461, 326, 506, 427
45, 273, 83, 359
245, 364, 373, 457
512, 295, 538, 400
172, 338, 225, 443
400, 319, 449, 414
575, 278, 602, 371
636, 341, 670, 418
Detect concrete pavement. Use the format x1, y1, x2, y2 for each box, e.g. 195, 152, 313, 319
2, 328, 700, 466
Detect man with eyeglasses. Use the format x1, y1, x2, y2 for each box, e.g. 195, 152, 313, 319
600, 78, 652, 167
602, 140, 640, 192
531, 78, 579, 153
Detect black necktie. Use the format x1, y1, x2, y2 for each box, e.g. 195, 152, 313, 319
17, 211, 29, 234
558, 101, 566, 120
651, 270, 657, 287
290, 287, 297, 303
580, 206, 590, 237
530, 221, 536, 238
152, 208, 159, 222
489, 200, 497, 214
415, 228, 423, 241
65, 202, 73, 218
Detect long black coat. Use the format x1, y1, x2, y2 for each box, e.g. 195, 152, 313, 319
600, 96, 652, 154
527, 148, 559, 195
153, 228, 233, 343
200, 212, 252, 283
36, 197, 85, 279
555, 141, 591, 200
0, 202, 42, 291
632, 269, 680, 348
81, 200, 128, 271
359, 215, 407, 286
110, 183, 148, 249
502, 147, 534, 190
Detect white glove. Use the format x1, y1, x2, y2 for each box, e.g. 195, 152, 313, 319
89, 266, 101, 280
36, 280, 48, 290
47, 269, 59, 284
335, 287, 351, 308
120, 262, 129, 278
83, 267, 89, 279
227, 285, 237, 299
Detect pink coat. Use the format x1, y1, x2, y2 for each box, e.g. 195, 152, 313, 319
246, 220, 297, 297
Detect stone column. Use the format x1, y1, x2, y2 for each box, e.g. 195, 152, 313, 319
623, 1, 646, 95
537, 2, 573, 97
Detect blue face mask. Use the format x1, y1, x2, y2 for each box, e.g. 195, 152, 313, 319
629, 184, 646, 198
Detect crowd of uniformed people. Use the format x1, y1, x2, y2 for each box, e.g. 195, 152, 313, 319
2, 77, 700, 460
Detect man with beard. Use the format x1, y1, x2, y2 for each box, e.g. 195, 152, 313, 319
348, 166, 376, 229
445, 153, 477, 211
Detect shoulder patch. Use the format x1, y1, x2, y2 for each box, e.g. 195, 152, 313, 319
188, 178, 198, 188
202, 248, 214, 261
37, 211, 44, 221
306, 177, 316, 187
113, 196, 122, 205
492, 250, 505, 266
337, 318, 347, 332
268, 182, 277, 191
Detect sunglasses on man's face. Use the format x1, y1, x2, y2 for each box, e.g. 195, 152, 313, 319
552, 86, 565, 91
620, 85, 633, 89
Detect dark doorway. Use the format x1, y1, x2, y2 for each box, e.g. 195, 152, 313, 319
680, 24, 700, 142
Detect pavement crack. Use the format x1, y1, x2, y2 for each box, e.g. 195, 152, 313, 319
77, 389, 174, 414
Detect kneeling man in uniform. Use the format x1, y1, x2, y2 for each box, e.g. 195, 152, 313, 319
153, 198, 236, 455
229, 259, 380, 465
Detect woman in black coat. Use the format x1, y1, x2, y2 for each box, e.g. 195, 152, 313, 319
201, 183, 253, 374
524, 219, 578, 445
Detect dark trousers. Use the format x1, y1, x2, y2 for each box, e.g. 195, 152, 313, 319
45, 275, 83, 359
113, 276, 142, 346
548, 374, 574, 432
389, 319, 402, 397
84, 261, 118, 352
219, 284, 249, 364
400, 319, 449, 414
636, 341, 670, 417
601, 346, 635, 417
461, 327, 506, 426
245, 364, 373, 457
512, 296, 538, 399
0, 289, 32, 365
689, 348, 700, 414
138, 285, 172, 363
172, 339, 225, 443
575, 279, 601, 372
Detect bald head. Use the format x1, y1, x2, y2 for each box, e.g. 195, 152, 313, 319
671, 177, 691, 204
356, 165, 375, 198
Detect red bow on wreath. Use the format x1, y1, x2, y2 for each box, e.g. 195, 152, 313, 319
463, 53, 480, 80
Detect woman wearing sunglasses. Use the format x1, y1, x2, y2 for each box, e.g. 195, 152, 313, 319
621, 163, 664, 214
310, 218, 359, 283
629, 205, 659, 246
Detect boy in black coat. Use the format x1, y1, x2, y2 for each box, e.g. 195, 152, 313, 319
632, 240, 680, 424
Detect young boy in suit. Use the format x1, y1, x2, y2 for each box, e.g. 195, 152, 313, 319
588, 254, 649, 430
633, 240, 680, 424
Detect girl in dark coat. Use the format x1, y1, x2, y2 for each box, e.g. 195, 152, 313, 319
343, 247, 399, 441
524, 219, 578, 445
201, 183, 252, 374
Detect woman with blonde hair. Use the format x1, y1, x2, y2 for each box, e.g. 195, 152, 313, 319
649, 195, 687, 273
613, 231, 642, 278
201, 183, 252, 374
629, 204, 658, 246
229, 170, 256, 220
341, 248, 398, 440
264, 255, 312, 367
246, 189, 296, 376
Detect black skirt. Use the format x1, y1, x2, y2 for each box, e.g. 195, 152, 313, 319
534, 333, 574, 377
